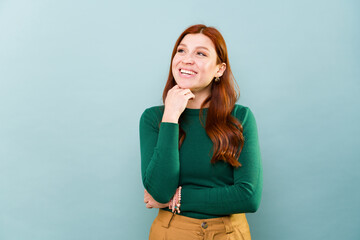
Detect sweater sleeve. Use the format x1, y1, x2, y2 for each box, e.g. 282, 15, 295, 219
139, 108, 180, 204
180, 107, 263, 215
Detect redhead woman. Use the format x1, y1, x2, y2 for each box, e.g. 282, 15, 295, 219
139, 24, 262, 240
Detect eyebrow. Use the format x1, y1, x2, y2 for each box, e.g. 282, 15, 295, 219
178, 43, 210, 52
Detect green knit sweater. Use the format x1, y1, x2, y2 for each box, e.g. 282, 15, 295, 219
139, 104, 262, 219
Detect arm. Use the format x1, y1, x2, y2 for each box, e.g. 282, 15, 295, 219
180, 107, 263, 215
144, 189, 169, 209
139, 108, 180, 203
139, 86, 195, 204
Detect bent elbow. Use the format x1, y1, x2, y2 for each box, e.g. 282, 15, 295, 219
152, 192, 173, 204
144, 183, 175, 204
246, 189, 262, 213
247, 197, 261, 213
143, 176, 179, 204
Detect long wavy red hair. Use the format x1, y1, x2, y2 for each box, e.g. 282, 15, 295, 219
162, 24, 244, 168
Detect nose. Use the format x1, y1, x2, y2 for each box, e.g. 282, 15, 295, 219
181, 54, 194, 64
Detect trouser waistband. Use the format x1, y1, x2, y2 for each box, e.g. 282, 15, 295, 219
157, 209, 247, 234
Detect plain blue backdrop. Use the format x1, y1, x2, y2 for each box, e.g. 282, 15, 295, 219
0, 0, 359, 239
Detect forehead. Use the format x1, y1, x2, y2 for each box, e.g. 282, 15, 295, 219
179, 33, 216, 51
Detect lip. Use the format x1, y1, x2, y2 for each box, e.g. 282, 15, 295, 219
178, 68, 197, 78
179, 68, 198, 74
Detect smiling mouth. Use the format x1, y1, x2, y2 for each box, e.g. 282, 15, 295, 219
179, 69, 197, 76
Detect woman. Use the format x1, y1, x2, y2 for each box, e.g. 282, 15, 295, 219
139, 24, 262, 240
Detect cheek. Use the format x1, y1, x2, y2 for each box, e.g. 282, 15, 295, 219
199, 62, 213, 74
171, 57, 179, 70
202, 62, 217, 74
171, 62, 177, 76
172, 57, 183, 76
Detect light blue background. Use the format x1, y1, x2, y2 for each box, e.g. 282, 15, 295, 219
1, 0, 359, 239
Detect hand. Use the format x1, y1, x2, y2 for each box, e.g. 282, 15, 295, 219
162, 85, 195, 123
144, 189, 169, 209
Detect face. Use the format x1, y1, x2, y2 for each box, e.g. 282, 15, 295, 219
171, 33, 225, 94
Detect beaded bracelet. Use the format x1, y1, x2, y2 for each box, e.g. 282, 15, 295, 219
169, 186, 182, 214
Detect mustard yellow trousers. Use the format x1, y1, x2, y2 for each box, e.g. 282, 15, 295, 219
149, 209, 251, 240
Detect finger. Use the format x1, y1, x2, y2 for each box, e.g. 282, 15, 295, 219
177, 88, 194, 97
170, 85, 180, 91
185, 92, 196, 100
144, 191, 150, 198
179, 88, 192, 96
169, 87, 184, 95
146, 203, 153, 209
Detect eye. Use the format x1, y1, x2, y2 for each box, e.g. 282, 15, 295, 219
197, 52, 207, 57
177, 48, 185, 53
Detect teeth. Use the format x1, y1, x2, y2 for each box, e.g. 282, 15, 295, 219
180, 69, 196, 75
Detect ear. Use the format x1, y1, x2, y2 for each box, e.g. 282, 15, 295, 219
215, 63, 226, 77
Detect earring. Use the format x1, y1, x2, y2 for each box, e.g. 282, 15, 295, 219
215, 77, 220, 82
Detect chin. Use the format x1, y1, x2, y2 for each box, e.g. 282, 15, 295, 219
174, 81, 191, 90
